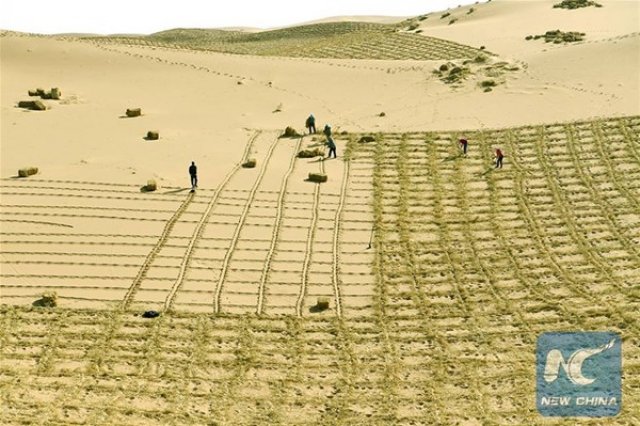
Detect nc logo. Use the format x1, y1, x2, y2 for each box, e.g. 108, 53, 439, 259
543, 339, 616, 386
536, 332, 621, 417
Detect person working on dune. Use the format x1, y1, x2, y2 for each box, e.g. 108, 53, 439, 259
495, 149, 504, 169
326, 136, 337, 159
306, 114, 316, 134
459, 138, 468, 155
189, 161, 198, 189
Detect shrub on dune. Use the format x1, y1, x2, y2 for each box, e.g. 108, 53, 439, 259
553, 0, 602, 9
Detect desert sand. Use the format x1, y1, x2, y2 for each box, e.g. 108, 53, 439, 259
1, 0, 639, 424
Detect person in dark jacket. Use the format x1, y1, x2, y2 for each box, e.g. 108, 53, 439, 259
326, 137, 337, 158
323, 124, 332, 137
189, 161, 198, 188
495, 149, 504, 168
459, 138, 468, 155
305, 114, 316, 134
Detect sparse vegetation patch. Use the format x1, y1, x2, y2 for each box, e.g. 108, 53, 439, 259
526, 30, 586, 43
85, 21, 488, 60
554, 0, 602, 9
434, 63, 470, 84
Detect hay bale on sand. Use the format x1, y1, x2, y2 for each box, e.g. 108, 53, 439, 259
242, 158, 257, 168
316, 297, 330, 311
308, 173, 328, 183
281, 126, 301, 138
28, 90, 38, 96
33, 291, 57, 307
32, 100, 47, 110
126, 108, 142, 117
146, 131, 159, 140
19, 100, 46, 110
358, 135, 376, 143
18, 101, 35, 109
36, 88, 45, 96
18, 166, 38, 177
41, 92, 52, 100
143, 179, 157, 192
50, 88, 61, 100
297, 148, 324, 158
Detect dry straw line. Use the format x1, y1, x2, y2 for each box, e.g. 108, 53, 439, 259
331, 159, 350, 318
213, 132, 280, 314
563, 124, 640, 265
533, 127, 631, 294
591, 121, 640, 211
0, 191, 186, 203
450, 135, 533, 332
618, 118, 640, 164
0, 211, 181, 222
0, 219, 73, 228
256, 136, 303, 315
296, 155, 323, 316
477, 130, 584, 324
504, 129, 638, 331
121, 192, 194, 310
1, 204, 195, 215
163, 131, 259, 312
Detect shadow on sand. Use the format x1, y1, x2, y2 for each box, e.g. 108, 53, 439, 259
163, 188, 190, 194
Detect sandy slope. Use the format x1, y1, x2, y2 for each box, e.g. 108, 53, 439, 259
0, 0, 638, 307
1, 3, 639, 424
417, 0, 640, 57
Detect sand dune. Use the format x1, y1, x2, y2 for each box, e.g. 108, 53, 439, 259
0, 0, 639, 423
